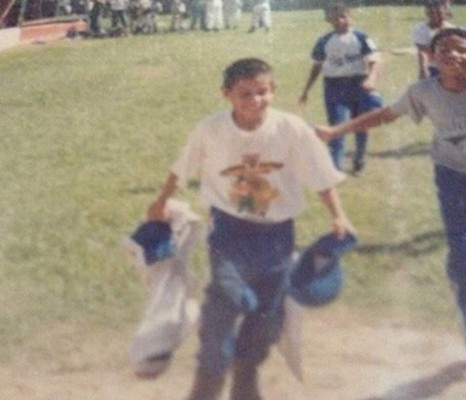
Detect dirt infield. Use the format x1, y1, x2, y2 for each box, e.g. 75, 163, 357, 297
2, 305, 466, 400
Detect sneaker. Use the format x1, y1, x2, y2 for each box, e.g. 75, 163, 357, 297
352, 160, 365, 175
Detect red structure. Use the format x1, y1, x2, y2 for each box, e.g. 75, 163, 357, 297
1, 0, 88, 47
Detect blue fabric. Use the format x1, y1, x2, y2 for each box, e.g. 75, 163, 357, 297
324, 77, 383, 169
130, 222, 176, 264
198, 266, 287, 376
434, 165, 466, 326
289, 232, 359, 307
196, 207, 293, 376
208, 207, 294, 276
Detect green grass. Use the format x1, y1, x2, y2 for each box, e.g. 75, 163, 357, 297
1, 6, 465, 360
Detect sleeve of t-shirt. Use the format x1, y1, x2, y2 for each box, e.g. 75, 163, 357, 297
311, 34, 329, 62
412, 23, 429, 47
356, 31, 381, 63
170, 123, 205, 188
389, 84, 426, 124
292, 119, 345, 192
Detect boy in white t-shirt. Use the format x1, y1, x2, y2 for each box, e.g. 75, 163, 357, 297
147, 58, 355, 400
317, 28, 466, 347
412, 0, 454, 79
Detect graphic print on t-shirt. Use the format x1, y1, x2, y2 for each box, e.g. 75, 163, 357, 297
220, 153, 283, 217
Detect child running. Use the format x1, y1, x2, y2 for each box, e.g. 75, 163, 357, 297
317, 28, 466, 342
147, 57, 355, 400
412, 0, 454, 79
299, 3, 383, 174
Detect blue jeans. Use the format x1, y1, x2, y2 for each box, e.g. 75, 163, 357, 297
324, 76, 383, 170
197, 208, 293, 376
435, 165, 466, 326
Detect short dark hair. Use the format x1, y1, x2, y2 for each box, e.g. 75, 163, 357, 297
430, 27, 466, 52
324, 3, 350, 21
222, 58, 273, 90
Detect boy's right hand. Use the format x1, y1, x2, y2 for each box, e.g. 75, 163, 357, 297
298, 93, 309, 107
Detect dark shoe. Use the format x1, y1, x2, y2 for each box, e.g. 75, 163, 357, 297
352, 160, 365, 175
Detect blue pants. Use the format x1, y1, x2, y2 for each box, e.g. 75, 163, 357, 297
324, 76, 383, 170
197, 208, 293, 376
435, 165, 466, 326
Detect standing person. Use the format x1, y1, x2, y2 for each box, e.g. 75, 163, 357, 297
189, 0, 207, 31
205, 0, 223, 31
147, 58, 355, 400
412, 0, 454, 79
223, 0, 241, 29
298, 3, 382, 174
109, 0, 129, 33
247, 0, 271, 33
170, 0, 186, 31
89, 0, 106, 36
316, 28, 466, 342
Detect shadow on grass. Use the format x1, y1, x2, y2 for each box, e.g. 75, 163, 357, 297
367, 141, 430, 160
356, 230, 444, 258
122, 181, 200, 196
359, 361, 466, 400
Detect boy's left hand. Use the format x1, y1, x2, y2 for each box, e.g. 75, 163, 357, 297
361, 77, 376, 92
315, 125, 335, 143
332, 216, 357, 240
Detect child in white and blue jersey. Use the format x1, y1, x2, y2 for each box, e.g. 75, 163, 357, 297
299, 3, 382, 174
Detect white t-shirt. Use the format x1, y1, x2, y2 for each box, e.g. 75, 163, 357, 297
171, 108, 345, 222
390, 78, 466, 174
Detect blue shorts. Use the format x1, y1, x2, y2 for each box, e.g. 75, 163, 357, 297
323, 75, 383, 116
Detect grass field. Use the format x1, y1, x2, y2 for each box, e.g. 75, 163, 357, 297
1, 6, 465, 362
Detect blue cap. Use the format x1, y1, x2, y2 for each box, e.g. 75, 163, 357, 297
289, 233, 358, 307
130, 222, 176, 265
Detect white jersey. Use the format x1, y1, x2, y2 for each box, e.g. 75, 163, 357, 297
171, 108, 344, 223
312, 29, 380, 78
412, 21, 454, 47
390, 78, 466, 174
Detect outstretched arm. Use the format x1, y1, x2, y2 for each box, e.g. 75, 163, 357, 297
316, 106, 399, 143
147, 172, 179, 221
318, 187, 356, 239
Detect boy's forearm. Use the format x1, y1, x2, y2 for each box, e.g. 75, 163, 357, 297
147, 172, 179, 221
301, 64, 322, 97
318, 187, 345, 220
318, 187, 354, 238
330, 107, 396, 137
158, 172, 179, 202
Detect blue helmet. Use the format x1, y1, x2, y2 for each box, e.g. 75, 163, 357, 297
130, 221, 176, 265
289, 233, 358, 307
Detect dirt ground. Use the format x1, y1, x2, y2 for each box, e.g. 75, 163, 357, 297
2, 305, 466, 400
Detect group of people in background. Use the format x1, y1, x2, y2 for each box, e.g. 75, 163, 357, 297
88, 0, 271, 37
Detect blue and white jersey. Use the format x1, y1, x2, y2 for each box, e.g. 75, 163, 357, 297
311, 29, 380, 78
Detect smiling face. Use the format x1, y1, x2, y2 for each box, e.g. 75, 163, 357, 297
222, 73, 276, 131
433, 34, 466, 83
